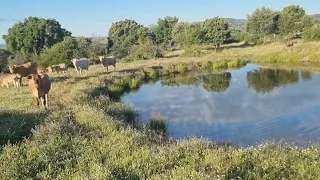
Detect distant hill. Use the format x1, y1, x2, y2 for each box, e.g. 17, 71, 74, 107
312, 14, 320, 22
225, 18, 247, 31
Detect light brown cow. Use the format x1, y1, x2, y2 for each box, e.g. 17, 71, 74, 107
286, 40, 294, 47
8, 62, 37, 86
1, 74, 21, 88
47, 66, 54, 73
98, 55, 116, 72
27, 73, 51, 110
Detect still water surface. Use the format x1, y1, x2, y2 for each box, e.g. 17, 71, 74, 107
123, 64, 320, 146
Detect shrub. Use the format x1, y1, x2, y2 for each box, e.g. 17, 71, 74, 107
181, 46, 202, 57
227, 60, 240, 68
149, 113, 167, 134
149, 70, 158, 79
303, 26, 320, 42
212, 61, 228, 69
129, 77, 142, 89
201, 61, 212, 70
128, 40, 164, 60
175, 64, 187, 74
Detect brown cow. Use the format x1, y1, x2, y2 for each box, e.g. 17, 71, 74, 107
286, 40, 294, 47
8, 62, 37, 86
27, 73, 51, 110
1, 74, 21, 88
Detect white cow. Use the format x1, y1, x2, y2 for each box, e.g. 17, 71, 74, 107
98, 55, 116, 72
71, 58, 89, 74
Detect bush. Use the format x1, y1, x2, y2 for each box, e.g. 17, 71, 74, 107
303, 26, 320, 42
181, 46, 202, 57
0, 49, 10, 72
129, 78, 142, 89
213, 61, 228, 69
128, 40, 164, 61
175, 64, 187, 74
149, 112, 167, 134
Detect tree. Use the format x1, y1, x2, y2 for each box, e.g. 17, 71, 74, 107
154, 16, 179, 46
0, 49, 10, 72
172, 22, 204, 47
303, 26, 320, 42
278, 5, 314, 36
246, 7, 279, 44
40, 37, 77, 67
88, 39, 107, 61
202, 72, 232, 92
3, 17, 71, 55
74, 36, 91, 58
108, 19, 150, 58
201, 17, 230, 52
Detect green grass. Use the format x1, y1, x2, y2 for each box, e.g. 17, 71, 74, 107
213, 61, 228, 69
149, 113, 167, 134
2, 43, 320, 179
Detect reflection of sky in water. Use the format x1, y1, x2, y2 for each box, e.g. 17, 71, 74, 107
123, 64, 320, 147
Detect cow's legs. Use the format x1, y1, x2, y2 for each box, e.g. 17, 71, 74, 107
34, 97, 39, 108
45, 94, 49, 109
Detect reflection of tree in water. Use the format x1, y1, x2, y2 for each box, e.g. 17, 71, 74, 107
301, 71, 312, 81
160, 74, 201, 87
247, 68, 299, 93
202, 72, 232, 92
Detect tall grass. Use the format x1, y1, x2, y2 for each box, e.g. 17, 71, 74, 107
149, 112, 167, 134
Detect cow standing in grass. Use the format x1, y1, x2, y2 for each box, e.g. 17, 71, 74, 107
71, 58, 89, 74
8, 62, 38, 86
27, 73, 51, 110
1, 74, 21, 88
98, 55, 116, 73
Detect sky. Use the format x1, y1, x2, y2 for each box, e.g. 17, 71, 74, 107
0, 0, 320, 44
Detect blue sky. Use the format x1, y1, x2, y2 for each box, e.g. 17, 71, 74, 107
0, 0, 319, 44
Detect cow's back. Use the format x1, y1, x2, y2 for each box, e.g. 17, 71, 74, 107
76, 59, 89, 69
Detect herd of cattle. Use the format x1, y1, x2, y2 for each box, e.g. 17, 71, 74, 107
0, 56, 117, 110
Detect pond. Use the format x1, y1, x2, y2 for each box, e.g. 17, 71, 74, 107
123, 64, 320, 147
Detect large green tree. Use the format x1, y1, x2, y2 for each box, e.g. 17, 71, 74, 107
108, 19, 151, 58
3, 17, 71, 55
153, 16, 179, 46
172, 22, 204, 47
0, 49, 10, 72
40, 36, 77, 67
201, 17, 230, 51
278, 5, 314, 36
246, 7, 279, 43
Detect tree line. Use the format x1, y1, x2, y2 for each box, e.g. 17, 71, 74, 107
1, 5, 319, 72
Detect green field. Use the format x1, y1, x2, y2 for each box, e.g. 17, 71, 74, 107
1, 42, 320, 179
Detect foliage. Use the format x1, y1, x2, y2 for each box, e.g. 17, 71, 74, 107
108, 19, 151, 58
212, 61, 228, 69
87, 39, 106, 59
230, 31, 251, 43
3, 17, 71, 55
278, 5, 314, 36
149, 113, 167, 134
0, 49, 10, 72
175, 64, 187, 74
201, 17, 230, 51
181, 46, 203, 57
172, 22, 203, 47
73, 36, 91, 58
153, 16, 179, 46
129, 77, 142, 89
303, 26, 320, 42
128, 40, 164, 60
40, 37, 77, 67
246, 7, 279, 43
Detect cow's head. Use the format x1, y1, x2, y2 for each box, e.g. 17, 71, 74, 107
8, 64, 17, 73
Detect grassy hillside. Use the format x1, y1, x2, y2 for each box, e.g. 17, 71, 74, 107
225, 18, 246, 31
1, 42, 320, 179
0, 43, 5, 49
312, 14, 320, 22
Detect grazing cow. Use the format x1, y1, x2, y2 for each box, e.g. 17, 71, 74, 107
27, 73, 51, 110
47, 66, 54, 73
71, 58, 89, 74
8, 62, 38, 86
57, 63, 68, 73
286, 40, 294, 47
98, 55, 117, 72
1, 74, 21, 88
